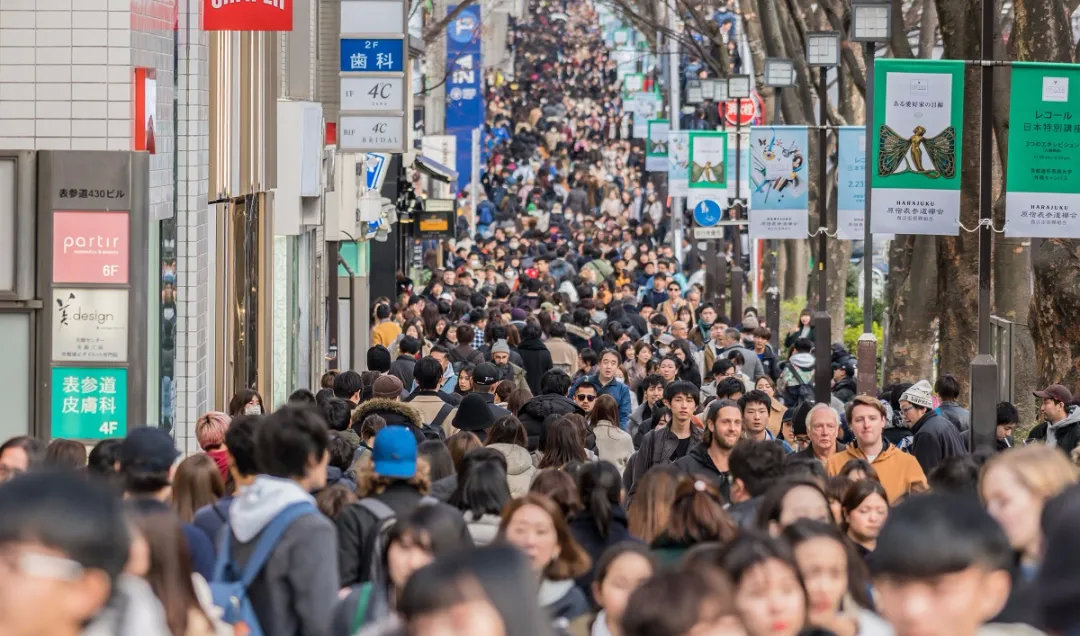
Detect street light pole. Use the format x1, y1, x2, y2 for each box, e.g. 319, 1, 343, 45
763, 58, 795, 351
667, 6, 685, 266
850, 0, 890, 396
806, 32, 839, 405
732, 95, 744, 321
970, 0, 999, 451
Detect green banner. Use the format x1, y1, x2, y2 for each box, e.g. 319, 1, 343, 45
688, 131, 727, 190
51, 366, 128, 439
1005, 62, 1080, 237
870, 59, 964, 235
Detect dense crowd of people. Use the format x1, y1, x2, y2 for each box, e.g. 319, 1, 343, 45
5, 2, 1080, 636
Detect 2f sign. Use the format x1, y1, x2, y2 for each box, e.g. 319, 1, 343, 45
340, 76, 403, 112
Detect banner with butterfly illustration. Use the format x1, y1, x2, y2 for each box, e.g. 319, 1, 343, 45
1005, 63, 1080, 238
748, 126, 809, 239
871, 59, 964, 235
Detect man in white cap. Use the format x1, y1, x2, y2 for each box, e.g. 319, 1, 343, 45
898, 379, 968, 474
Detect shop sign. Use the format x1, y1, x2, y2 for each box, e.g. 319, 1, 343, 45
51, 289, 129, 363
338, 116, 405, 152
52, 211, 129, 284
203, 0, 292, 31
51, 367, 128, 439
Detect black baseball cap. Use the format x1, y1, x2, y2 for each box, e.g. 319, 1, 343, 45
473, 362, 501, 386
119, 427, 180, 473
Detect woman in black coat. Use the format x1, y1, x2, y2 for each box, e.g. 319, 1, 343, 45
568, 462, 635, 600
516, 322, 553, 395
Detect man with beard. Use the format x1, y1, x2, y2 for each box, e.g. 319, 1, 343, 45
675, 399, 743, 502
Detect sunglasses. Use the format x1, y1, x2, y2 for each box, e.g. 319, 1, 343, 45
575, 394, 597, 402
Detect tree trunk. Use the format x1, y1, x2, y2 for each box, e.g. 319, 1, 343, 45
918, 0, 939, 57
826, 168, 851, 343
783, 240, 809, 303
884, 235, 939, 382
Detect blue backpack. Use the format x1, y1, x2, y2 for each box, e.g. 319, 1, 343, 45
209, 501, 317, 636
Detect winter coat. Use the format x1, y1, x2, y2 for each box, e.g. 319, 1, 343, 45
832, 377, 857, 405
719, 345, 766, 381
826, 442, 928, 503
569, 375, 632, 430
228, 476, 339, 635
496, 362, 530, 392
778, 353, 816, 392
487, 443, 537, 498
519, 393, 584, 452
540, 579, 591, 625
628, 401, 658, 444
350, 398, 441, 443
673, 442, 733, 502
936, 401, 972, 437
546, 337, 579, 374
592, 421, 634, 474
1027, 405, 1080, 456
630, 425, 704, 492
403, 391, 459, 437
910, 410, 969, 474
388, 355, 417, 391
448, 344, 485, 368
464, 512, 501, 546
566, 324, 602, 352
518, 338, 554, 395
757, 346, 781, 381
569, 506, 634, 594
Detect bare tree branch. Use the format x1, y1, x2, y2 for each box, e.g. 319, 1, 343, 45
424, 0, 479, 44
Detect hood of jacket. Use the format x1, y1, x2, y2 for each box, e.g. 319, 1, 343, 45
565, 323, 597, 341
1051, 405, 1080, 431
487, 443, 535, 476
538, 578, 577, 607
790, 352, 815, 369
685, 442, 720, 474
229, 475, 316, 543
352, 398, 423, 429
518, 338, 548, 352
521, 393, 582, 421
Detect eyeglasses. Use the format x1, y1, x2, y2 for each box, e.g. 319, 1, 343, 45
899, 405, 914, 414
575, 394, 597, 402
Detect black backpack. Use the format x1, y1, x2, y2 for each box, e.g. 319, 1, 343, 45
782, 370, 816, 408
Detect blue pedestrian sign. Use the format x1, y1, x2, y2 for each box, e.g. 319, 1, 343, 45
365, 153, 389, 191
693, 198, 723, 227
340, 38, 404, 72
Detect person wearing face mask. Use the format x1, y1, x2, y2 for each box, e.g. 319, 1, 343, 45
228, 388, 265, 417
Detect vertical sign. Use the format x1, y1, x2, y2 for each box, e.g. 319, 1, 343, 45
646, 119, 669, 172
1005, 62, 1080, 237
629, 92, 662, 138
748, 126, 808, 239
339, 0, 408, 154
688, 131, 727, 190
203, 0, 292, 30
836, 126, 867, 239
446, 4, 484, 190
39, 151, 147, 440
667, 130, 690, 197
871, 59, 964, 235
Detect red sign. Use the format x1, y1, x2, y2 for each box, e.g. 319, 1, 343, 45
203, 0, 292, 31
53, 212, 129, 284
720, 92, 765, 126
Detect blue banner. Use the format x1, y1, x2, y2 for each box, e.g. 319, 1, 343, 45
445, 4, 484, 191
748, 126, 809, 239
340, 38, 405, 72
837, 126, 866, 239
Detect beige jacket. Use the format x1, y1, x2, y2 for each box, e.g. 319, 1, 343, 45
593, 421, 634, 474
546, 337, 578, 374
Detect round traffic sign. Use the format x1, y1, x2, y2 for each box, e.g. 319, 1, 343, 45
693, 199, 723, 227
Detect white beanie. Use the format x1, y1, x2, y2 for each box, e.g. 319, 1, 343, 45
900, 379, 934, 409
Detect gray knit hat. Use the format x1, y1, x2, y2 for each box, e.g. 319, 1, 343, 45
900, 379, 934, 409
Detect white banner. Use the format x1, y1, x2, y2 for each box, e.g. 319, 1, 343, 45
667, 130, 690, 197
870, 189, 961, 235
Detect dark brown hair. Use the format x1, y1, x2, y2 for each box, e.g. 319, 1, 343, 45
44, 438, 87, 470
538, 417, 587, 469
447, 431, 482, 474
662, 477, 738, 546
628, 464, 682, 544
530, 467, 583, 518
171, 454, 224, 523
499, 493, 591, 580
589, 394, 620, 428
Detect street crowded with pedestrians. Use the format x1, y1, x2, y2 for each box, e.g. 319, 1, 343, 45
5, 1, 1080, 635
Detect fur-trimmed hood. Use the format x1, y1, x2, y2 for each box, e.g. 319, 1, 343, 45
351, 397, 423, 429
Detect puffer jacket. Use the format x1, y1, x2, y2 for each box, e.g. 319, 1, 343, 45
518, 393, 584, 452
487, 443, 537, 498
592, 420, 634, 474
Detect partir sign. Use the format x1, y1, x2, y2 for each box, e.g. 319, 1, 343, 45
203, 0, 292, 31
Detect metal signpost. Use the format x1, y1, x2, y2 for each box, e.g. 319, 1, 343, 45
339, 0, 409, 154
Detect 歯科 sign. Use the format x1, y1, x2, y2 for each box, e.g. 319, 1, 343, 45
52, 211, 129, 284
52, 288, 129, 363
1005, 62, 1080, 238
646, 119, 669, 172
51, 367, 128, 439
871, 58, 964, 235
203, 0, 292, 31
339, 39, 405, 73
688, 131, 727, 190
748, 126, 808, 239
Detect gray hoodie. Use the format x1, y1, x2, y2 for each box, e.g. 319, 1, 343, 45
228, 476, 338, 636
488, 443, 537, 498
1048, 405, 1080, 447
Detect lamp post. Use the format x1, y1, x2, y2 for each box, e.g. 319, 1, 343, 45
727, 75, 751, 322
851, 0, 891, 396
806, 31, 840, 404
762, 58, 795, 351
707, 78, 730, 314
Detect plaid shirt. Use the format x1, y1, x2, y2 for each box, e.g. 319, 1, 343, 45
473, 331, 486, 350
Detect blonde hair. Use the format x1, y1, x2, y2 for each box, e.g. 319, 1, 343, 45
981, 445, 1078, 501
